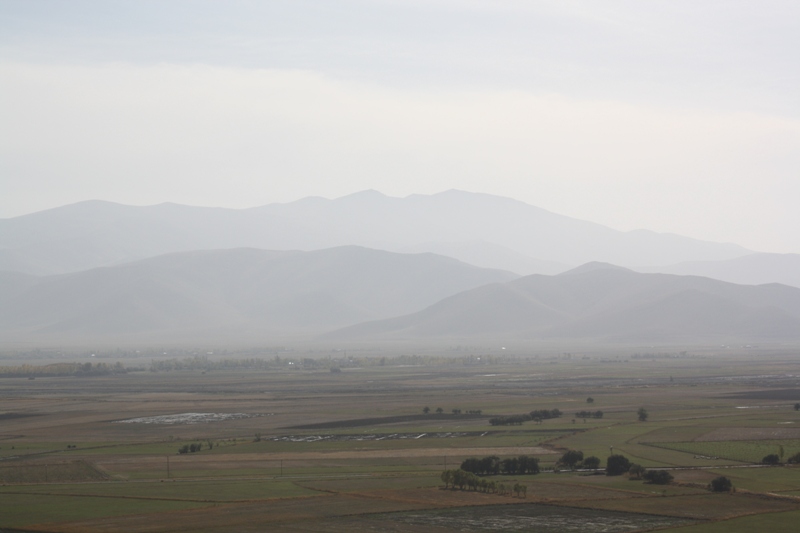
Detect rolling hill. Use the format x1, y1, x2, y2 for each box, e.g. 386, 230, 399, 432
0, 246, 517, 341
324, 263, 800, 343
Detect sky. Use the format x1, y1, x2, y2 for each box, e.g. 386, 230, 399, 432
1, 0, 799, 253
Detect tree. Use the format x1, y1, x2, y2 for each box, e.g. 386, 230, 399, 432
501, 457, 519, 475
453, 469, 468, 490
643, 470, 674, 485
582, 456, 601, 470
435, 407, 444, 414
709, 476, 733, 492
558, 450, 584, 469
794, 403, 800, 411
762, 454, 781, 465
628, 464, 646, 480
787, 452, 800, 464
637, 407, 649, 422
586, 397, 594, 403
517, 455, 540, 474
441, 469, 454, 489
423, 406, 430, 414
606, 454, 631, 476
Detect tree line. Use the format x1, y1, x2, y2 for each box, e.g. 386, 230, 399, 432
489, 409, 562, 426
441, 469, 527, 497
460, 455, 540, 476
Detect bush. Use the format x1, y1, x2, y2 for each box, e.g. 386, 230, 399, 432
558, 450, 584, 469
762, 454, 781, 465
787, 452, 800, 464
643, 470, 674, 485
709, 476, 733, 492
628, 464, 646, 479
606, 454, 631, 476
581, 456, 601, 469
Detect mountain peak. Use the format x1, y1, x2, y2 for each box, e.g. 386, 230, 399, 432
560, 262, 634, 276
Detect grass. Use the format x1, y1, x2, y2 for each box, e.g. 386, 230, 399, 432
651, 440, 800, 464
0, 479, 319, 501
0, 460, 106, 483
0, 492, 209, 528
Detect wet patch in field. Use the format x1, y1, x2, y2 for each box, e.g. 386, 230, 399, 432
271, 432, 478, 443
113, 412, 265, 425
372, 504, 696, 532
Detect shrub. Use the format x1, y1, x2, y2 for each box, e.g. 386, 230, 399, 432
628, 464, 646, 479
643, 470, 674, 485
581, 456, 601, 469
762, 454, 781, 465
709, 476, 733, 492
558, 450, 584, 469
606, 454, 631, 476
787, 452, 800, 464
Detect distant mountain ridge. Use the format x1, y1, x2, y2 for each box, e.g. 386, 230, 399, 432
639, 253, 800, 289
0, 190, 750, 276
0, 246, 517, 341
325, 264, 800, 343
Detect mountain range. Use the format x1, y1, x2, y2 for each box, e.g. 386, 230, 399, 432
0, 190, 751, 277
2, 190, 798, 346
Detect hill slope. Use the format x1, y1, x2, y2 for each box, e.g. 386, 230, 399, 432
325, 263, 800, 343
0, 246, 517, 341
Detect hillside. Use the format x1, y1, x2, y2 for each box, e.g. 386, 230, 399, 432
0, 246, 516, 341
325, 263, 800, 343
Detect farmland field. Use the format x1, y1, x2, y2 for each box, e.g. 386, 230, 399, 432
2, 346, 800, 531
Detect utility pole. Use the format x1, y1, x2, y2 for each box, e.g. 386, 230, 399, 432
280, 460, 283, 477
167, 456, 170, 479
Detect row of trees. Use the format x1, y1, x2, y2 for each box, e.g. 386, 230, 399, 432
489, 409, 563, 426
422, 407, 483, 415
626, 463, 674, 484
529, 409, 563, 420
178, 442, 204, 454
441, 469, 528, 497
460, 455, 540, 476
556, 450, 601, 470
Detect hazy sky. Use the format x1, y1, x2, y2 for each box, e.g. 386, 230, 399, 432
1, 0, 799, 252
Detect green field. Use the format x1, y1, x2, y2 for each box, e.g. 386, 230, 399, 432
651, 440, 800, 464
